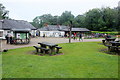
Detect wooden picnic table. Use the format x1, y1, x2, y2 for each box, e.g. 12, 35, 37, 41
38, 42, 58, 54
110, 41, 120, 47
106, 41, 120, 52
105, 38, 116, 42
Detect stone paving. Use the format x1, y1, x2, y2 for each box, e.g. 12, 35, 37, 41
1, 37, 108, 50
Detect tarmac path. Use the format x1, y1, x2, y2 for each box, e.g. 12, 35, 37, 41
1, 37, 112, 50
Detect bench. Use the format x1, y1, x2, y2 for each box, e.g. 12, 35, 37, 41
33, 46, 49, 54
105, 45, 120, 52
102, 40, 106, 45
55, 46, 62, 53
115, 40, 120, 42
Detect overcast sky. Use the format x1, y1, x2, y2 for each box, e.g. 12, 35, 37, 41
1, 0, 120, 22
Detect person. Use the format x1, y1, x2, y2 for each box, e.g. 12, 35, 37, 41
43, 34, 45, 38
5, 34, 9, 44
6, 33, 10, 44
71, 34, 74, 38
106, 34, 111, 38
36, 32, 38, 37
66, 33, 69, 38
29, 33, 31, 38
73, 32, 76, 40
79, 33, 83, 41
10, 35, 13, 44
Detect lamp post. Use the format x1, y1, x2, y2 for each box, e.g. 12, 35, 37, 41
69, 21, 72, 43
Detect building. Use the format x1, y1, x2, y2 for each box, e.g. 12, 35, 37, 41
37, 25, 67, 37
0, 30, 4, 39
37, 25, 90, 37
0, 19, 36, 39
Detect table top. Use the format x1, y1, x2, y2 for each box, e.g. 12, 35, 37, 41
110, 41, 120, 46
105, 38, 116, 41
38, 42, 58, 47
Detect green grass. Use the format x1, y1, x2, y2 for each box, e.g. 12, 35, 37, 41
2, 42, 119, 78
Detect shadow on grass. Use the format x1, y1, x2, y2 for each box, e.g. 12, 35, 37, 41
27, 50, 64, 56
99, 48, 120, 56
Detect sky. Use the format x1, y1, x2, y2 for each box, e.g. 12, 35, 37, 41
1, 0, 120, 22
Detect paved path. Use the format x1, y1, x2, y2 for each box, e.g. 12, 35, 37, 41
0, 37, 109, 50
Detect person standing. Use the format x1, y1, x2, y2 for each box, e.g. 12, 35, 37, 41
6, 33, 11, 44
79, 33, 83, 41
43, 33, 45, 38
73, 32, 76, 40
10, 35, 13, 44
5, 34, 9, 44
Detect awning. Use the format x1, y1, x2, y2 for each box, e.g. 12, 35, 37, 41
12, 28, 31, 32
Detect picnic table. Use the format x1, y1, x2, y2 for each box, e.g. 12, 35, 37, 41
105, 38, 116, 42
106, 41, 120, 53
38, 42, 58, 54
102, 38, 116, 45
110, 41, 120, 47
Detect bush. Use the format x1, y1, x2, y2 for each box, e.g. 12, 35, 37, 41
91, 31, 118, 35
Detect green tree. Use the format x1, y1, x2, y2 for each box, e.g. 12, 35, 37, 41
0, 3, 9, 19
59, 11, 74, 26
85, 8, 101, 30
32, 14, 54, 28
101, 7, 118, 31
32, 8, 118, 31
75, 15, 85, 27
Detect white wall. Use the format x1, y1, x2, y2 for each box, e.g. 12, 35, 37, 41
0, 30, 4, 39
30, 30, 37, 36
2, 30, 12, 39
40, 31, 65, 37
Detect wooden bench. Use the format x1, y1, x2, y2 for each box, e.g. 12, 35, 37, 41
55, 46, 62, 53
105, 45, 120, 52
33, 46, 49, 54
102, 40, 106, 45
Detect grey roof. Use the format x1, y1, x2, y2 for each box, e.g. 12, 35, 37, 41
1, 19, 36, 30
60, 28, 90, 32
38, 25, 90, 32
38, 25, 69, 31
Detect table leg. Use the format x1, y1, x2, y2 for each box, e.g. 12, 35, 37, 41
49, 47, 55, 55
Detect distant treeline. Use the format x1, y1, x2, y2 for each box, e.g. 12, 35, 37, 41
31, 7, 120, 31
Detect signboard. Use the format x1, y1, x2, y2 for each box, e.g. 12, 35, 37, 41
20, 33, 26, 39
16, 33, 28, 39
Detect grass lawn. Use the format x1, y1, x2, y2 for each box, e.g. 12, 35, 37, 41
2, 42, 119, 78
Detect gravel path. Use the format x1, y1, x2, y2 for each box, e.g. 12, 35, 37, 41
1, 37, 105, 50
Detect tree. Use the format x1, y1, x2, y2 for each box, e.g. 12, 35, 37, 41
0, 3, 9, 19
84, 8, 102, 31
32, 8, 118, 31
101, 7, 117, 31
59, 11, 74, 26
75, 15, 85, 27
32, 14, 54, 28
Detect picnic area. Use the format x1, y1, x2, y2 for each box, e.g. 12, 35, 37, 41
0, 1, 120, 79
2, 40, 119, 78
